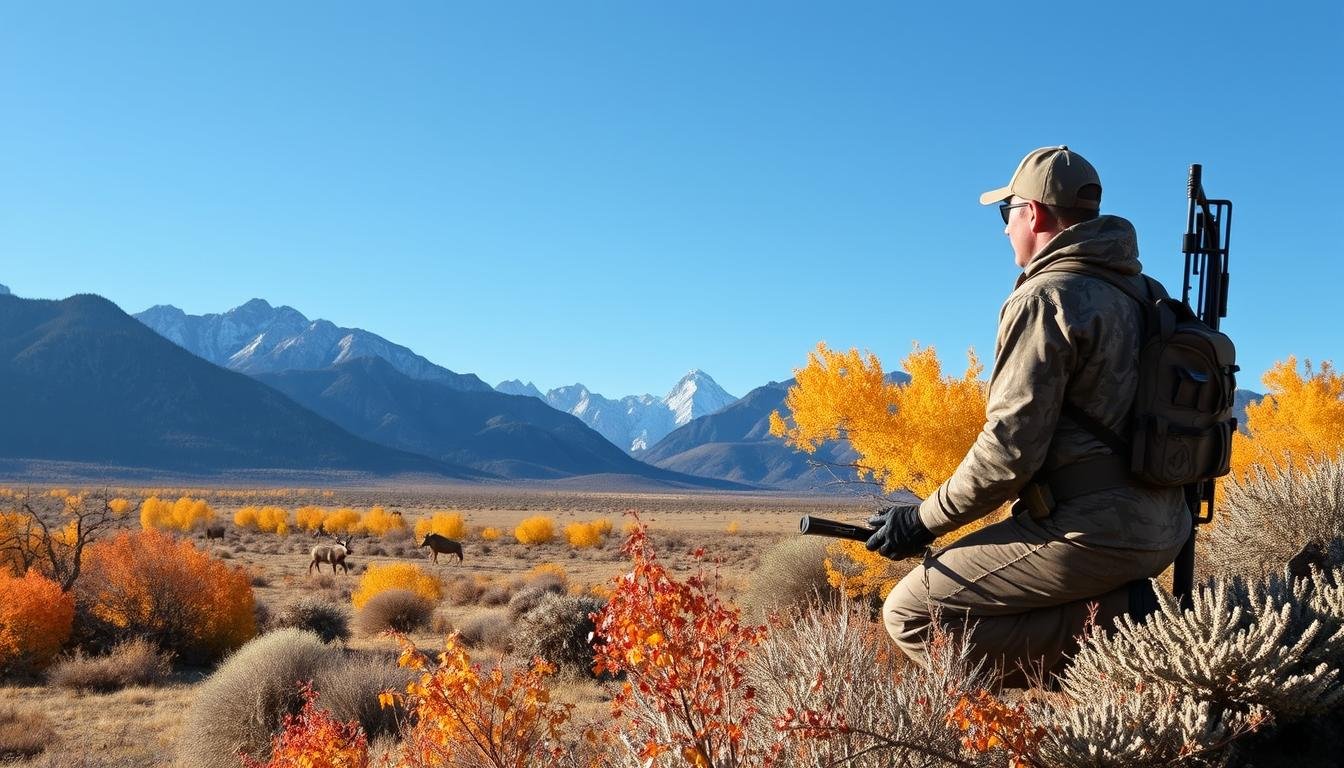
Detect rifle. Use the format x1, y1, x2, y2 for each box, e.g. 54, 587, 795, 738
1174, 164, 1233, 608
798, 514, 872, 542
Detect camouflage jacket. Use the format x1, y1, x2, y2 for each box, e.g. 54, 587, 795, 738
917, 215, 1189, 551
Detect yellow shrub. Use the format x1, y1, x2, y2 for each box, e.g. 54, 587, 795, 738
479, 527, 501, 541
361, 506, 407, 537
514, 516, 555, 546
322, 508, 362, 534
590, 517, 613, 536
108, 498, 132, 516
0, 569, 75, 674
351, 563, 443, 610
142, 496, 215, 532
528, 563, 568, 584
415, 511, 467, 542
564, 520, 608, 549
234, 505, 259, 529
295, 506, 327, 533
725, 520, 742, 535
1231, 357, 1344, 480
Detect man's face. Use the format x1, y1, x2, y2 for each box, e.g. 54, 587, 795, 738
1003, 195, 1035, 269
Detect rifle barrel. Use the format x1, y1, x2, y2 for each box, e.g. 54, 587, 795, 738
798, 515, 873, 542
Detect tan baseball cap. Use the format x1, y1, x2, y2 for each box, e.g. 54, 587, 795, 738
979, 145, 1102, 209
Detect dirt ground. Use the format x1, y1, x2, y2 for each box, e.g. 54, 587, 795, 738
1, 482, 875, 767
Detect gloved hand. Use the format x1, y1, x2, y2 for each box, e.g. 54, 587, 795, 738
865, 503, 936, 561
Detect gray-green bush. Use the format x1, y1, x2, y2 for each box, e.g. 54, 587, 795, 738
272, 596, 351, 643
354, 588, 434, 635
177, 629, 341, 768
1208, 457, 1344, 579
48, 638, 173, 692
514, 593, 605, 678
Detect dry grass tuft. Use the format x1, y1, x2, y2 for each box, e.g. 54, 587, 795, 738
1209, 457, 1344, 579
271, 596, 351, 643
739, 535, 841, 621
48, 638, 174, 692
0, 705, 56, 760
457, 609, 512, 651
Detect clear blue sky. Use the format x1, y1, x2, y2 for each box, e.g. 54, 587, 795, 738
2, 2, 1339, 397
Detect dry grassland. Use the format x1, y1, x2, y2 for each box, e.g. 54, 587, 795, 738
1, 483, 872, 767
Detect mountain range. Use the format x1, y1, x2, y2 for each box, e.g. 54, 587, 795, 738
135, 300, 491, 392
495, 372, 737, 453
0, 293, 475, 476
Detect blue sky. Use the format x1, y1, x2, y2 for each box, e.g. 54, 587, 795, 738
2, 2, 1339, 397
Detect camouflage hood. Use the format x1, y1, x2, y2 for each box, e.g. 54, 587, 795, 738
1021, 215, 1142, 282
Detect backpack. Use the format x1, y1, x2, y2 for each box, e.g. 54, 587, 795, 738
1052, 266, 1239, 487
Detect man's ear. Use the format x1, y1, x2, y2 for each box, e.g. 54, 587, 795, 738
1026, 200, 1057, 235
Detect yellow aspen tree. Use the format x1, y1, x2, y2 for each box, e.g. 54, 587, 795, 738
1231, 357, 1344, 479
771, 342, 1000, 598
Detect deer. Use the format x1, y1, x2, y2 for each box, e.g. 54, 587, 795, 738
310, 534, 354, 575
419, 533, 463, 564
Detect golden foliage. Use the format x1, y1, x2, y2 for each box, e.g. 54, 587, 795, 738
479, 527, 501, 541
1231, 357, 1344, 480
78, 530, 255, 662
322, 508, 362, 534
514, 516, 555, 546
294, 506, 327, 533
527, 563, 568, 585
0, 569, 75, 674
234, 505, 291, 535
564, 520, 610, 549
361, 506, 406, 537
140, 495, 216, 532
772, 342, 1003, 599
772, 342, 985, 498
415, 512, 466, 542
351, 563, 443, 610
725, 520, 742, 535
389, 633, 576, 767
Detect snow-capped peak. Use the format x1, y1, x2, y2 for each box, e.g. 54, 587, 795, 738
664, 370, 736, 426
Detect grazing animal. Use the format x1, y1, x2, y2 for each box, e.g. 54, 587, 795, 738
420, 533, 463, 564
205, 524, 226, 540
310, 535, 353, 575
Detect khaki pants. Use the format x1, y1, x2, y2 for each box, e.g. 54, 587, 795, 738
883, 512, 1183, 688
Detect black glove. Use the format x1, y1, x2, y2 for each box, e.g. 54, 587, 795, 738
865, 503, 936, 561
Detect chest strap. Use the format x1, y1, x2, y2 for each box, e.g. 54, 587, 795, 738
1017, 455, 1135, 520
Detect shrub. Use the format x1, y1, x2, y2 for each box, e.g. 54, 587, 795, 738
234, 506, 291, 535
312, 653, 413, 742
354, 588, 435, 635
140, 495, 215, 532
1207, 457, 1344, 579
351, 562, 442, 610
740, 536, 842, 620
295, 506, 327, 533
322, 508, 362, 534
457, 609, 512, 651
360, 506, 406, 537
414, 511, 466, 541
241, 683, 369, 768
48, 638, 173, 691
392, 633, 575, 767
514, 515, 555, 545
526, 562, 568, 587
177, 629, 342, 768
0, 706, 56, 760
749, 598, 1001, 767
508, 582, 566, 620
564, 520, 608, 549
76, 529, 255, 663
272, 597, 351, 643
479, 580, 518, 607
515, 593, 606, 678
443, 573, 488, 605
480, 526, 502, 541
0, 569, 75, 677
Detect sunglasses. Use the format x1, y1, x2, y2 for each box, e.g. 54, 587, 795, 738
999, 201, 1030, 225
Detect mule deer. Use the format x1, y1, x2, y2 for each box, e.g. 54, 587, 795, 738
310, 535, 353, 575
419, 533, 463, 564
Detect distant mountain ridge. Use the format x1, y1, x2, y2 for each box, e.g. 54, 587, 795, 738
0, 284, 9, 296
256, 357, 745, 488
642, 371, 911, 491
493, 371, 737, 453
136, 299, 490, 392
0, 293, 478, 476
